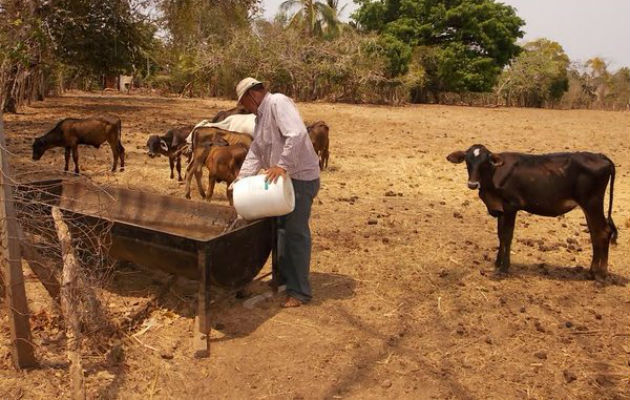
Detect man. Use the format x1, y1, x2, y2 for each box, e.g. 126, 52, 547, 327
235, 77, 320, 308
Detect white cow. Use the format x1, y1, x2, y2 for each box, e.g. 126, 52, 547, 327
186, 114, 256, 144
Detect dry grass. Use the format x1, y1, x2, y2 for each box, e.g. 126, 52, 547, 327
1, 92, 629, 399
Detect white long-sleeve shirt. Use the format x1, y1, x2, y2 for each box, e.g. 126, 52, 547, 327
238, 92, 320, 181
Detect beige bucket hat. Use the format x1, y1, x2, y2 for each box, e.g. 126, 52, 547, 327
236, 77, 263, 103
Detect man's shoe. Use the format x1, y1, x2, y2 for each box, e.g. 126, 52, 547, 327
281, 296, 302, 308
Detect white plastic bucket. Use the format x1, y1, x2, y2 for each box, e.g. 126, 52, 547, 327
232, 174, 295, 220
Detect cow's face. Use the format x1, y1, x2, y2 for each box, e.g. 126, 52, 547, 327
32, 137, 47, 160
447, 145, 503, 190
146, 135, 168, 157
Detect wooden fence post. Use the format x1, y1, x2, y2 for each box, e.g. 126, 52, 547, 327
52, 206, 85, 400
0, 113, 37, 368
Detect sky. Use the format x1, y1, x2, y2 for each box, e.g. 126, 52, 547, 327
260, 0, 630, 69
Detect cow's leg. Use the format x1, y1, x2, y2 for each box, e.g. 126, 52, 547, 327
184, 160, 201, 199
64, 147, 71, 171
582, 202, 610, 279
184, 164, 194, 199
169, 157, 175, 179
71, 146, 80, 174
118, 142, 125, 171
226, 180, 234, 205
496, 211, 516, 272
108, 139, 118, 171
495, 215, 504, 268
205, 176, 215, 201
176, 156, 182, 181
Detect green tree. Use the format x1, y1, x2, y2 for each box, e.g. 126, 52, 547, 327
585, 57, 611, 106
45, 0, 155, 77
608, 67, 630, 109
496, 38, 569, 107
1, 0, 48, 112
353, 0, 524, 95
159, 0, 254, 46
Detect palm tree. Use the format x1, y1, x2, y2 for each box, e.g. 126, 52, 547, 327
280, 0, 317, 36
318, 0, 347, 37
279, 0, 347, 37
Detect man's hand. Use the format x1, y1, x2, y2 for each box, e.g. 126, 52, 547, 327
228, 176, 241, 191
265, 166, 287, 183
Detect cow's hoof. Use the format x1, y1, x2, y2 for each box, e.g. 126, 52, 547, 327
587, 269, 608, 282
492, 269, 508, 278
120, 167, 125, 172
185, 194, 191, 199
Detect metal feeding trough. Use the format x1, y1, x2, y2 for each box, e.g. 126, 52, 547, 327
16, 179, 276, 357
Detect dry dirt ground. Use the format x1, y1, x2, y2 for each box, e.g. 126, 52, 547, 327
1, 92, 629, 399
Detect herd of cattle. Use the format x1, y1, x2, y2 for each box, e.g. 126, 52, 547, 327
30, 109, 618, 279
31, 106, 330, 203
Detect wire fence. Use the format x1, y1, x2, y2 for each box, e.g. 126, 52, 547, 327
1, 140, 119, 358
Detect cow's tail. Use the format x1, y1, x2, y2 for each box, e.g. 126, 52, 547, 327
606, 156, 617, 244
190, 129, 196, 153
183, 129, 197, 177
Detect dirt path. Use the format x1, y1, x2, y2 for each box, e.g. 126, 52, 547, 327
1, 93, 629, 399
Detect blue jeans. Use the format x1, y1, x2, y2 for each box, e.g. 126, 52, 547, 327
276, 178, 320, 302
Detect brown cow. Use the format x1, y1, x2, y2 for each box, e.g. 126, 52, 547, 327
195, 143, 249, 203
447, 144, 617, 280
184, 127, 253, 199
307, 121, 329, 170
211, 104, 251, 123
32, 116, 125, 173
146, 125, 194, 180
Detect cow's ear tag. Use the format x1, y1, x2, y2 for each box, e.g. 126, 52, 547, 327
264, 181, 269, 190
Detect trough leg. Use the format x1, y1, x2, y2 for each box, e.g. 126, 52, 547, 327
193, 247, 211, 358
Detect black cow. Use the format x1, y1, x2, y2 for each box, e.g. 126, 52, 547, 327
447, 144, 617, 279
146, 126, 193, 180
